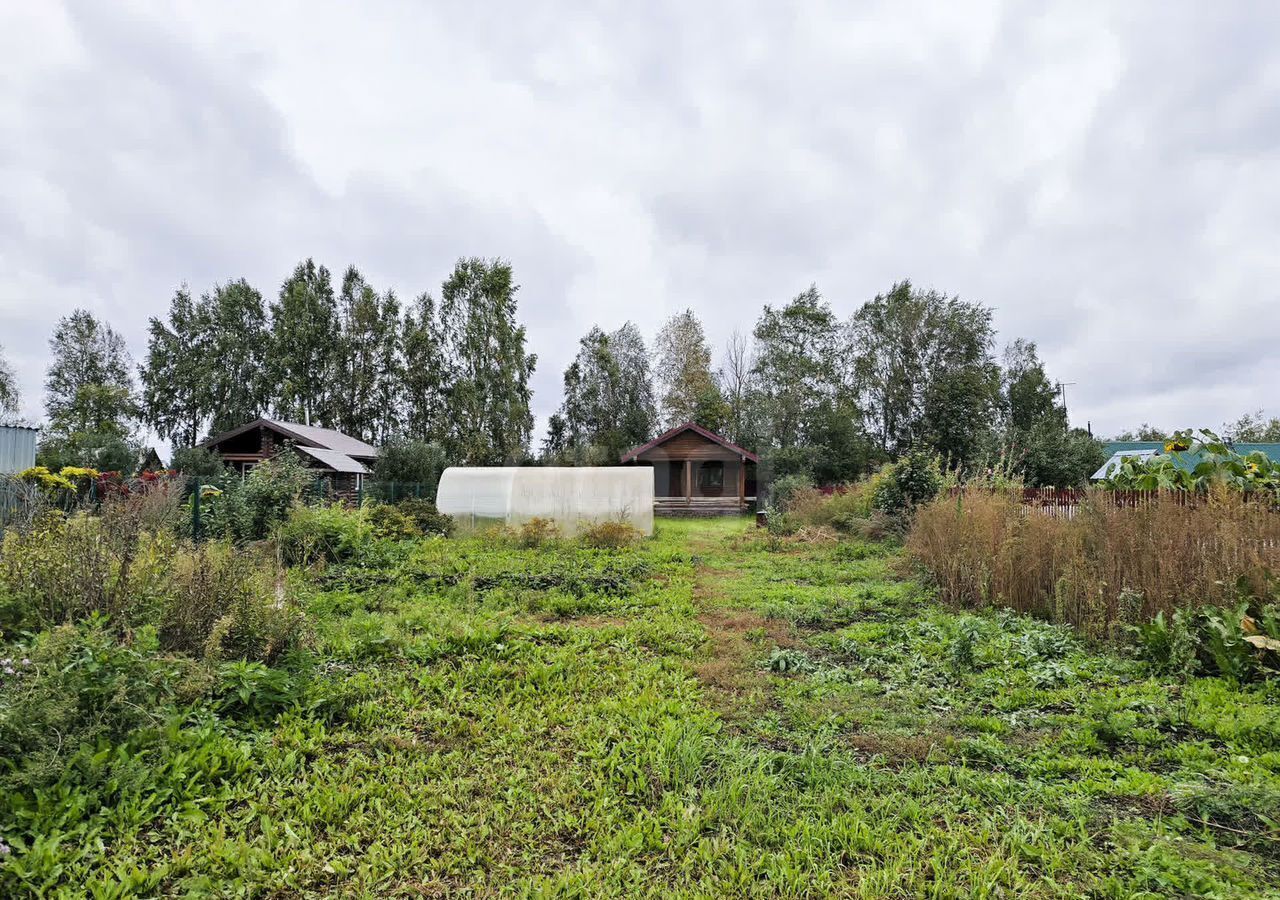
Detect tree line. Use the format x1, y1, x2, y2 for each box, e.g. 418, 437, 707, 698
544, 281, 1104, 487
7, 260, 1272, 488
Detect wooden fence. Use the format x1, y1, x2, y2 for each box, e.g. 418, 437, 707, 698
965, 486, 1280, 520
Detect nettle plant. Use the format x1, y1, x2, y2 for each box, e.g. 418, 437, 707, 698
1101, 428, 1280, 494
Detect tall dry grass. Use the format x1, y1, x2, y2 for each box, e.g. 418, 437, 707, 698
907, 488, 1280, 637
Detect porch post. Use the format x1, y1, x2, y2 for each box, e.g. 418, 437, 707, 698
738, 457, 746, 511
684, 459, 692, 504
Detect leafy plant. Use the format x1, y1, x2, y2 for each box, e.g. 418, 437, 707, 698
396, 498, 454, 536
580, 520, 643, 549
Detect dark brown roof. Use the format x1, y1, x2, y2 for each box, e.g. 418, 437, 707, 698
620, 421, 759, 464
199, 417, 377, 459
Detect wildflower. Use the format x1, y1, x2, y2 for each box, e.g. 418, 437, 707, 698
20, 658, 30, 667
0, 840, 9, 857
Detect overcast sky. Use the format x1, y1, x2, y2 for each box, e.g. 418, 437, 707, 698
2, 1, 1277, 447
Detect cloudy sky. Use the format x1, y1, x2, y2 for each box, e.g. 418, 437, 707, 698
2, 1, 1277, 446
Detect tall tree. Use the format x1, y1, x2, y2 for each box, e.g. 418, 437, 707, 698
719, 329, 758, 448
1002, 339, 1064, 433
0, 342, 21, 422
653, 309, 724, 429
140, 287, 207, 447
436, 258, 536, 464
333, 267, 403, 443
402, 292, 449, 441
204, 279, 271, 436
268, 259, 338, 426
44, 309, 136, 437
142, 280, 271, 446
850, 281, 1001, 468
555, 322, 656, 463
751, 286, 842, 451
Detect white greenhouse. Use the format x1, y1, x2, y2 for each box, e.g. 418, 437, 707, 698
435, 467, 654, 536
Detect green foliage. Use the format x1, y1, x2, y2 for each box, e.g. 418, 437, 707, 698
0, 342, 17, 420
43, 309, 136, 440
364, 503, 421, 542
396, 498, 454, 537
169, 446, 228, 479
0, 620, 202, 792
653, 309, 721, 430
872, 449, 942, 515
550, 322, 655, 463
239, 452, 312, 539
769, 473, 815, 513
852, 281, 1001, 468
1100, 428, 1280, 494
434, 257, 537, 464
277, 504, 370, 567
213, 660, 301, 721
370, 437, 447, 499
35, 430, 138, 476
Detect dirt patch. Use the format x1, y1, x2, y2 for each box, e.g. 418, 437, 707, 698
691, 605, 795, 722
846, 730, 950, 766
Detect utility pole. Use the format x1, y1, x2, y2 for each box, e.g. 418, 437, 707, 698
1056, 381, 1077, 419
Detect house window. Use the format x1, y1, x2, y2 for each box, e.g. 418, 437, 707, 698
699, 461, 724, 489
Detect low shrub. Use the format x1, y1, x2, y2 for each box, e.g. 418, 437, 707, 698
365, 503, 421, 541
0, 510, 174, 632
0, 620, 206, 792
277, 503, 369, 567
396, 498, 454, 536
517, 517, 560, 548
872, 450, 942, 516
580, 520, 643, 549
768, 474, 814, 513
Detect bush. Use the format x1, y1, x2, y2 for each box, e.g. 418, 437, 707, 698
769, 474, 814, 513
396, 498, 454, 537
0, 620, 205, 792
580, 520, 643, 549
240, 452, 312, 540
170, 447, 229, 480
371, 438, 447, 501
0, 510, 174, 632
517, 517, 560, 548
365, 503, 421, 541
277, 503, 369, 566
872, 451, 942, 516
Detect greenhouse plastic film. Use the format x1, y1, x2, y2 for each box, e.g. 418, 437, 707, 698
436, 467, 653, 535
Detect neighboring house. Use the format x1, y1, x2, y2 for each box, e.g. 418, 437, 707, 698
1093, 441, 1280, 481
0, 425, 37, 475
620, 422, 758, 516
199, 418, 378, 498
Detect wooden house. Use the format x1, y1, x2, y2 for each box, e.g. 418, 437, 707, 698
620, 422, 758, 516
199, 418, 377, 499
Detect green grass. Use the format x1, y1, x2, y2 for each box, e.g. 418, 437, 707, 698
5, 518, 1280, 897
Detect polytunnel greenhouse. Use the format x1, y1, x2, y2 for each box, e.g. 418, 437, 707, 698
435, 467, 654, 535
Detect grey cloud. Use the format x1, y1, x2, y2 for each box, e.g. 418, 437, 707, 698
0, 0, 1277, 441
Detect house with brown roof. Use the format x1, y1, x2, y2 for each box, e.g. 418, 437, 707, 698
620, 422, 757, 516
199, 418, 377, 499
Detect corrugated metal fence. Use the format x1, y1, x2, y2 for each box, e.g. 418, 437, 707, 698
0, 426, 37, 475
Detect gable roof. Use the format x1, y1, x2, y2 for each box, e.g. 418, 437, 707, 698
200, 417, 377, 459
620, 421, 759, 464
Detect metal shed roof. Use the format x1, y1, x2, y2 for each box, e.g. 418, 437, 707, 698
295, 446, 370, 474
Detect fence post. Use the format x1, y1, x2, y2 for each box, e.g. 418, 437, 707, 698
192, 476, 201, 544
